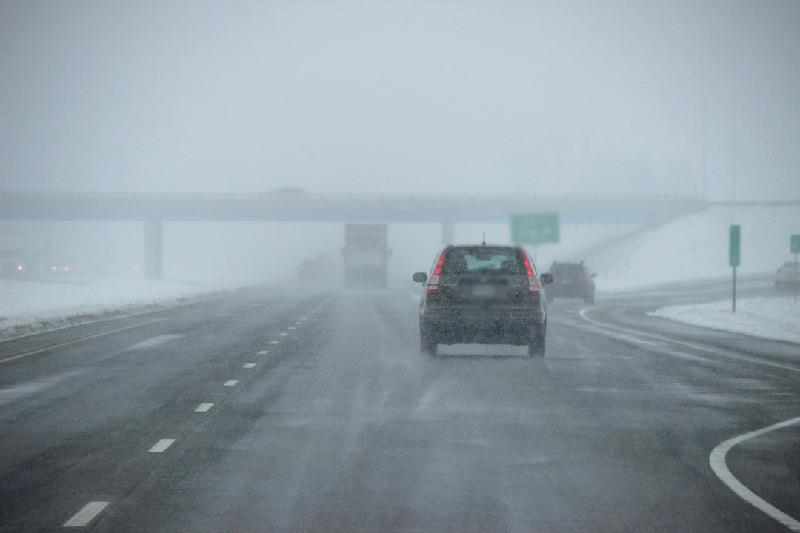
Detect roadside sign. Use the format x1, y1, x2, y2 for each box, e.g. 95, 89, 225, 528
729, 225, 740, 313
729, 225, 741, 267
511, 213, 560, 245
792, 235, 800, 305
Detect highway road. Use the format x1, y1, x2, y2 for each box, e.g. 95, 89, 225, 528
1, 279, 799, 532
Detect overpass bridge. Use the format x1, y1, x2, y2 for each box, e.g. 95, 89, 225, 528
0, 191, 707, 278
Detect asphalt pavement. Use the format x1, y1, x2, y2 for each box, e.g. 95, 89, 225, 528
1, 279, 799, 532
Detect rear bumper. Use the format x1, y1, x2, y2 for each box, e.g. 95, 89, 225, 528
421, 306, 545, 344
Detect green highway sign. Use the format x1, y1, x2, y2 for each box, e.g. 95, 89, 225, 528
792, 235, 800, 254
729, 225, 741, 267
511, 213, 560, 245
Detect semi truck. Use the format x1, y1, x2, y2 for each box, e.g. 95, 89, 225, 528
342, 224, 390, 289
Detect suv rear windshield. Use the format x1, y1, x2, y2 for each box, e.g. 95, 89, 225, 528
443, 247, 523, 275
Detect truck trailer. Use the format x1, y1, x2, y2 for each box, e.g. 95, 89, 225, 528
342, 224, 390, 289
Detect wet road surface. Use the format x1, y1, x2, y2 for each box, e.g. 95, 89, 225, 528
1, 280, 798, 532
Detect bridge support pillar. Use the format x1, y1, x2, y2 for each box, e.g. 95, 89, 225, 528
144, 221, 163, 279
441, 220, 455, 245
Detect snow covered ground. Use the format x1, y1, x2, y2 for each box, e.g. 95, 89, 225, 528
650, 296, 800, 345
0, 278, 224, 339
586, 205, 798, 292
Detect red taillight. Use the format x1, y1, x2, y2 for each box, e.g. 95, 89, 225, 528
520, 252, 541, 297
426, 250, 448, 296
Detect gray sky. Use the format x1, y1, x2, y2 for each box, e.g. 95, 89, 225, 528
1, 0, 799, 199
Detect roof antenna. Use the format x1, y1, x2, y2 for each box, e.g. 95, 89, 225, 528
482, 232, 486, 246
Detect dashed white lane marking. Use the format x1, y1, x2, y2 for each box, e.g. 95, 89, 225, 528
148, 438, 176, 453
224, 380, 238, 387
126, 334, 183, 351
243, 363, 256, 368
269, 340, 280, 345
279, 332, 288, 336
64, 501, 109, 527
195, 403, 213, 412
710, 416, 800, 531
257, 350, 269, 355
287, 326, 296, 330
578, 308, 800, 374
295, 321, 302, 325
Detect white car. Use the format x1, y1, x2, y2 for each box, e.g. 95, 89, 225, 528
775, 261, 799, 288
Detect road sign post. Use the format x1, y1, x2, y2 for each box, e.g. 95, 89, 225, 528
729, 225, 740, 312
791, 235, 800, 304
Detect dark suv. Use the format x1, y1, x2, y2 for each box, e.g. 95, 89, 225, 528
413, 245, 553, 357
546, 261, 596, 304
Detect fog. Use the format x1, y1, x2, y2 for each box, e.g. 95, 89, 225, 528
1, 1, 799, 289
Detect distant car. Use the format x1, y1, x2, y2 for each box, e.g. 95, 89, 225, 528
547, 261, 596, 304
413, 245, 553, 357
0, 262, 26, 278
49, 264, 71, 274
775, 261, 799, 288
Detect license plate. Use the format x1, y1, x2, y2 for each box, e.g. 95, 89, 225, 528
472, 284, 495, 297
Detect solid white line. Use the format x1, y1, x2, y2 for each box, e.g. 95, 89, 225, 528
269, 340, 280, 345
148, 438, 176, 453
257, 350, 269, 355
224, 379, 238, 387
578, 308, 800, 374
64, 500, 109, 527
243, 363, 255, 368
710, 417, 800, 531
1, 319, 165, 365
279, 332, 288, 336
194, 402, 213, 413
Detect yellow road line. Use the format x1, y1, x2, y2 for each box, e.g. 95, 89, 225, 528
0, 318, 165, 365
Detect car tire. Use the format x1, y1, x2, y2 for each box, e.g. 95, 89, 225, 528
420, 333, 437, 356
528, 328, 546, 357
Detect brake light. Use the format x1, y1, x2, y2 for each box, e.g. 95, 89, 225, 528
426, 250, 448, 296
520, 252, 541, 297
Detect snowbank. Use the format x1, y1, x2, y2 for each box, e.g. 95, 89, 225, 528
650, 296, 800, 345
587, 205, 799, 291
0, 278, 223, 339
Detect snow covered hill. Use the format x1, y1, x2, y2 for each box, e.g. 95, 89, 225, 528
586, 205, 799, 291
